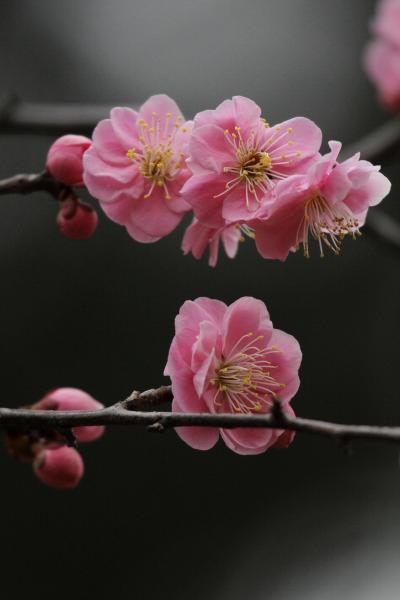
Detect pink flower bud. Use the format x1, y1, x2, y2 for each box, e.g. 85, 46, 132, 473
36, 387, 105, 443
34, 447, 84, 489
56, 196, 98, 240
46, 134, 91, 187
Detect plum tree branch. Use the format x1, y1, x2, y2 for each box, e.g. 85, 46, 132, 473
2, 385, 400, 446
0, 171, 65, 198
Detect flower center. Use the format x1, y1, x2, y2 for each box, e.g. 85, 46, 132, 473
299, 193, 361, 258
210, 332, 285, 414
215, 122, 302, 210
126, 112, 187, 200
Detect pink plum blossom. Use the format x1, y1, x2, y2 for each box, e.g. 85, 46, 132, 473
364, 38, 400, 112
34, 446, 84, 490
182, 218, 242, 267
181, 96, 322, 229
46, 134, 92, 187
364, 0, 400, 112
83, 94, 193, 242
249, 141, 391, 261
371, 0, 400, 49
164, 297, 301, 455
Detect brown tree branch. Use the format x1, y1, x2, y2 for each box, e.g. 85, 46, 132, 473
0, 171, 65, 198
2, 385, 400, 446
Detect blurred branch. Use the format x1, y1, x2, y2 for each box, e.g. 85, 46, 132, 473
2, 385, 400, 445
341, 116, 400, 164
0, 93, 122, 136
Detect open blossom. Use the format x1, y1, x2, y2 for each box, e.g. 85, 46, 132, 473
164, 297, 301, 455
83, 94, 193, 242
249, 141, 391, 261
364, 38, 400, 112
182, 218, 242, 267
371, 0, 400, 48
181, 96, 322, 229
364, 0, 400, 111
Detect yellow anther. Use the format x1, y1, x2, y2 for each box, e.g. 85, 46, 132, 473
224, 129, 229, 135
151, 111, 157, 116
287, 127, 293, 133
287, 140, 294, 146
296, 151, 302, 157
235, 126, 241, 131
254, 402, 262, 412
166, 112, 172, 118
239, 236, 245, 242
275, 126, 281, 132
181, 127, 187, 133
149, 127, 155, 134
281, 155, 286, 160
126, 149, 136, 159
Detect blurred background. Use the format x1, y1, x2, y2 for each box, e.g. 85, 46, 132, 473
1, 0, 400, 598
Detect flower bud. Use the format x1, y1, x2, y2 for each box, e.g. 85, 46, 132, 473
35, 388, 105, 442
56, 196, 98, 240
34, 447, 84, 489
46, 134, 91, 187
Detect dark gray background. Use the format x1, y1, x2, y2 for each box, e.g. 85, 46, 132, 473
1, 1, 400, 598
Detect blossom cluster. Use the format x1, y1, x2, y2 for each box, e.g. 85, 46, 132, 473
46, 94, 391, 265
7, 388, 104, 489
364, 0, 400, 112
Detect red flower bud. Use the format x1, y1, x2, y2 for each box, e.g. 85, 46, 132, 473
36, 388, 105, 443
57, 196, 98, 240
34, 447, 84, 489
46, 134, 91, 187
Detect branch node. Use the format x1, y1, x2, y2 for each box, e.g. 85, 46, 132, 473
147, 420, 166, 433
120, 390, 141, 411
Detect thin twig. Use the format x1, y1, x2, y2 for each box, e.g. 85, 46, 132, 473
0, 171, 64, 198
2, 385, 400, 446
